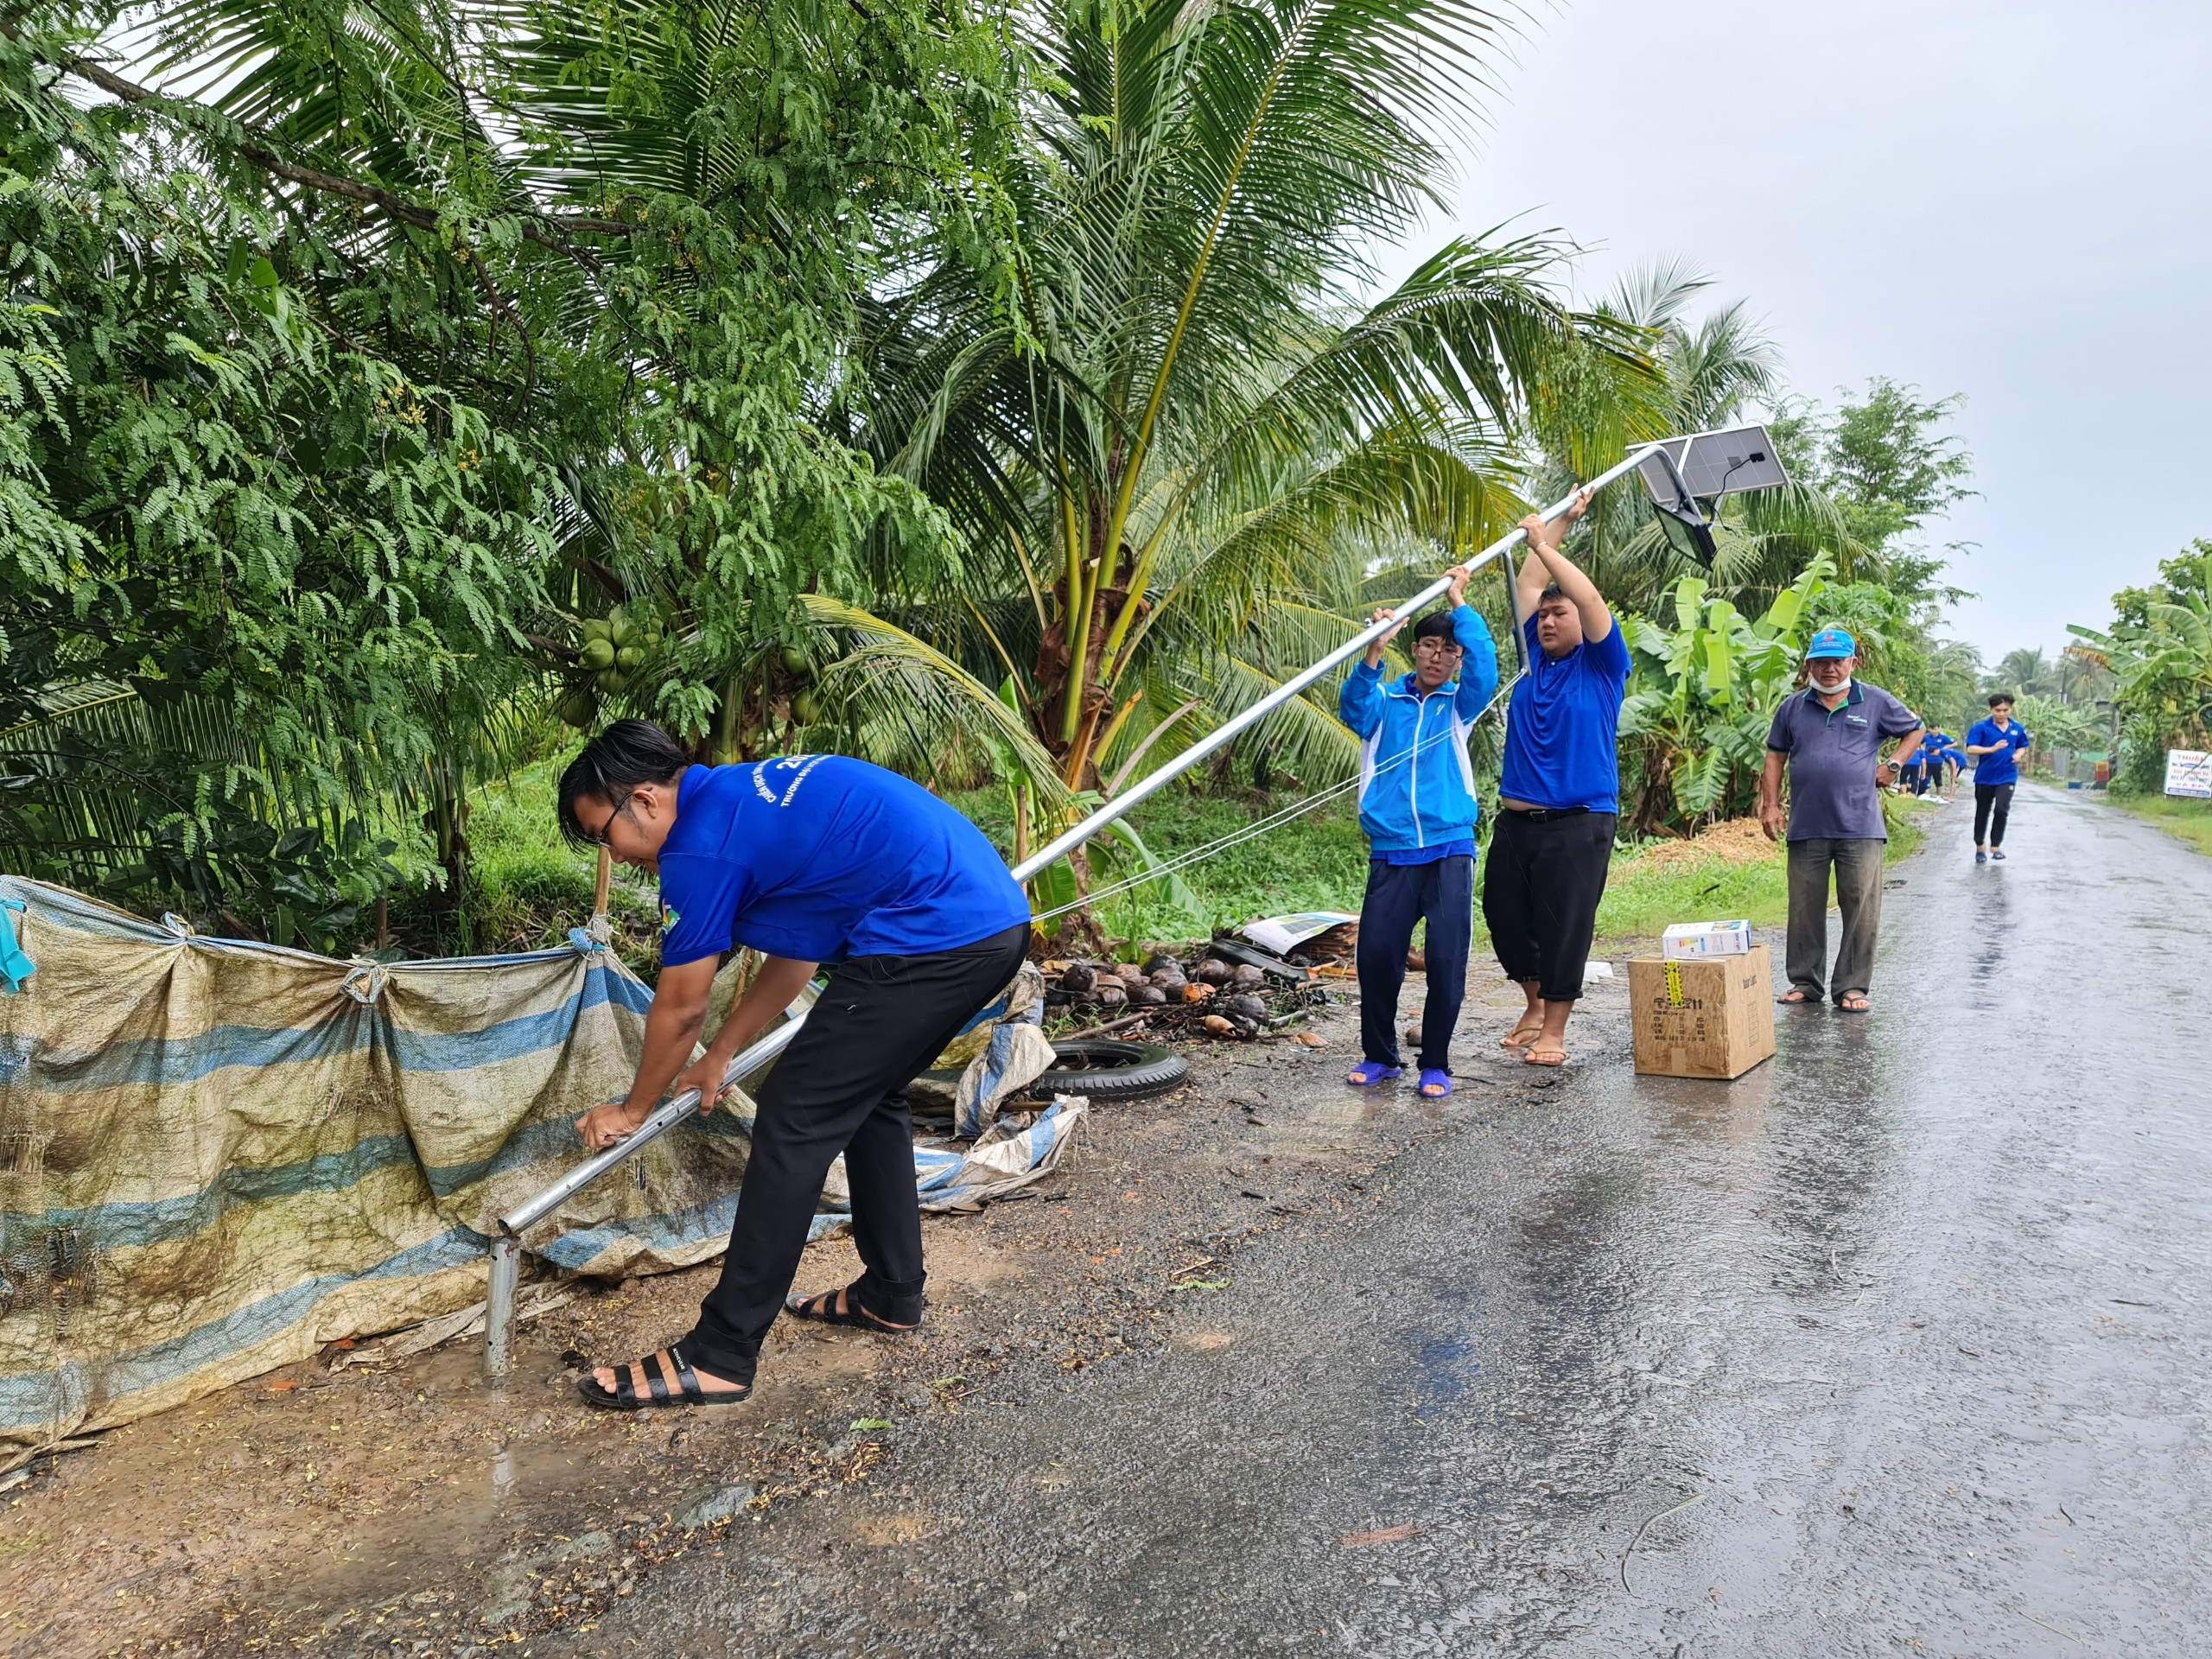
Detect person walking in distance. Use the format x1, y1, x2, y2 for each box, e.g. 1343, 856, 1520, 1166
1965, 693, 2031, 862
1760, 630, 1926, 1011
1921, 728, 1959, 801
1897, 732, 1924, 798
1337, 563, 1498, 1099
1483, 487, 1624, 1068
554, 722, 1033, 1412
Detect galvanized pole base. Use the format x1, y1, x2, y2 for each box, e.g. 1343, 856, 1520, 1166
484, 1234, 519, 1379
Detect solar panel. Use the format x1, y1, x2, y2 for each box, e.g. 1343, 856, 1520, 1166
1674, 424, 1789, 498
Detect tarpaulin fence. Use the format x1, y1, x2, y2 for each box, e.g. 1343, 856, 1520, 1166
0, 876, 1080, 1466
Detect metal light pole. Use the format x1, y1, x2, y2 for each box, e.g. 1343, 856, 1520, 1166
480, 446, 1666, 1375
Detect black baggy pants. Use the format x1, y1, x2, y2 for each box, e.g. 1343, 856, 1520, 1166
681, 922, 1030, 1382
1355, 854, 1473, 1072
1481, 808, 1616, 1002
1974, 782, 2014, 847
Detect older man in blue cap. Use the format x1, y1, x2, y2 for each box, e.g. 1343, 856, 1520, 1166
1759, 629, 1925, 1011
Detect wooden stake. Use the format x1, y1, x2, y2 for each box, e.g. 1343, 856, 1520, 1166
592, 844, 613, 918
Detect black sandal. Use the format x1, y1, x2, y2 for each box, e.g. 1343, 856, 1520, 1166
784, 1281, 918, 1333
575, 1343, 752, 1411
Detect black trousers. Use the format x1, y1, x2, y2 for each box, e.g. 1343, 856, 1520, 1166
681, 922, 1030, 1382
1482, 809, 1616, 1002
1355, 854, 1473, 1072
1974, 782, 2015, 847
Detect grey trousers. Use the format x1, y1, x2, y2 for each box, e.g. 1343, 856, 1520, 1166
1786, 837, 1885, 1001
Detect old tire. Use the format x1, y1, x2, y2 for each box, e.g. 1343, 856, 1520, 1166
1032, 1039, 1187, 1103
911, 1038, 1187, 1106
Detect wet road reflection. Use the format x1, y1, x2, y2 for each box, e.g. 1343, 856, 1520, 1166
563, 788, 2212, 1657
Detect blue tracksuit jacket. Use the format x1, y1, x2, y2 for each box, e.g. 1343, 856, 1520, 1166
1337, 605, 1500, 855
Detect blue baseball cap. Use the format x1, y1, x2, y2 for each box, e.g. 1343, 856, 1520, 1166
1807, 628, 1856, 659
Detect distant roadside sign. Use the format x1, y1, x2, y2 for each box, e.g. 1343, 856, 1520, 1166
2166, 749, 2212, 798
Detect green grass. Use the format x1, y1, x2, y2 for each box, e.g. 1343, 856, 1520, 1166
444, 760, 664, 976
1595, 845, 1788, 941
2102, 790, 2212, 856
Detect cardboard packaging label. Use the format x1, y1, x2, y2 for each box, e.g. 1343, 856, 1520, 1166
1661, 920, 1754, 960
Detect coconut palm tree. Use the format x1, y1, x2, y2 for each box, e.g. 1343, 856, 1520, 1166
830, 0, 1652, 812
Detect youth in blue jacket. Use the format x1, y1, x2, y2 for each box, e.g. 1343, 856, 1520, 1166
1336, 572, 1497, 1100
1338, 603, 1499, 853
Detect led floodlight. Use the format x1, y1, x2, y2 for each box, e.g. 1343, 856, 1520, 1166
1635, 423, 1789, 569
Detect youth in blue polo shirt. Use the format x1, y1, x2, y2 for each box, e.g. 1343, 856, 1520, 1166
657, 755, 1031, 966
1965, 716, 2031, 785
1497, 613, 1633, 810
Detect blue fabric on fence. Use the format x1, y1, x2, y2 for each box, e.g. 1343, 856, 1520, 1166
0, 899, 33, 995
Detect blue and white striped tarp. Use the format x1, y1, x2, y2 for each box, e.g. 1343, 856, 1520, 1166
0, 877, 1082, 1465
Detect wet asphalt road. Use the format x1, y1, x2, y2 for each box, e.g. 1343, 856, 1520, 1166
556, 786, 2211, 1658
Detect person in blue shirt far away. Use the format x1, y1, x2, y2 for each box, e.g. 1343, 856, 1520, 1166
555, 721, 1032, 1414
1964, 691, 2031, 861
1484, 486, 1628, 1069
1337, 560, 1498, 1099
1920, 728, 1957, 801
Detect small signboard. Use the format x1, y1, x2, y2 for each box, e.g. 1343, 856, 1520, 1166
2166, 749, 2212, 798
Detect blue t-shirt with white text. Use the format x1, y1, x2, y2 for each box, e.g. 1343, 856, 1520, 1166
656, 757, 1030, 966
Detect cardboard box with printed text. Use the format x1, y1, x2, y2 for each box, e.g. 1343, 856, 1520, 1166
1628, 943, 1776, 1080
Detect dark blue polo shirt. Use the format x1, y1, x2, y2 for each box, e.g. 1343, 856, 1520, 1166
657, 757, 1030, 966
1765, 681, 1921, 842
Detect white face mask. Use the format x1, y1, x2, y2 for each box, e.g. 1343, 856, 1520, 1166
1811, 670, 1853, 695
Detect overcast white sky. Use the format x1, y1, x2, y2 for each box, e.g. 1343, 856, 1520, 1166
1382, 0, 2211, 663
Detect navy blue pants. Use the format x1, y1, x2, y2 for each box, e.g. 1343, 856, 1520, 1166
1356, 854, 1473, 1072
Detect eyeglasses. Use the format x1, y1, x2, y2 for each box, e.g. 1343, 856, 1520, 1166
585, 792, 639, 848
1413, 638, 1464, 655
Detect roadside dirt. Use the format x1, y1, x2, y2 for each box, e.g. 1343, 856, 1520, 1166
0, 961, 1640, 1659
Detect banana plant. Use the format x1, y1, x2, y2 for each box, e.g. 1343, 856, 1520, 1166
2069, 550, 2212, 750
1618, 556, 1834, 832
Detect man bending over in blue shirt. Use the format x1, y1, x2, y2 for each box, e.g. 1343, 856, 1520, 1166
556, 722, 1032, 1413
1338, 564, 1498, 1099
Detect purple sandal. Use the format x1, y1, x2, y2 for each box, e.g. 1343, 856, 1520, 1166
1345, 1061, 1402, 1087
1418, 1069, 1452, 1098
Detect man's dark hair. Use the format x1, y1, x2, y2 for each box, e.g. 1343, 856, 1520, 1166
1987, 691, 2016, 709
1410, 611, 1461, 646
557, 720, 690, 845
1536, 582, 1568, 607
